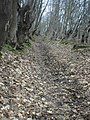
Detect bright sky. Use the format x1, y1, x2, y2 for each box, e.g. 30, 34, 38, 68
42, 0, 50, 16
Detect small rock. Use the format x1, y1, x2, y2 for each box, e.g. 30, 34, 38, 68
87, 102, 90, 105
32, 112, 36, 115
27, 118, 33, 120
47, 110, 53, 114
36, 112, 41, 116
72, 109, 77, 113
42, 97, 46, 101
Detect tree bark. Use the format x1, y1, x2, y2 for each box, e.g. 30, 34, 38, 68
9, 0, 17, 45
0, 0, 12, 50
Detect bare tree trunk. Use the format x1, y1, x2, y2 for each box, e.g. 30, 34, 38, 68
9, 0, 17, 45
0, 0, 11, 50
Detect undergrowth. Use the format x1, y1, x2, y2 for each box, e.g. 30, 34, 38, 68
60, 39, 77, 45
72, 44, 90, 50
2, 41, 31, 54
60, 39, 90, 51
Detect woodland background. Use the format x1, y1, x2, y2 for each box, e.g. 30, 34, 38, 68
0, 0, 90, 50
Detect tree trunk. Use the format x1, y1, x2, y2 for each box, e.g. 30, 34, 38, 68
0, 0, 11, 50
9, 0, 17, 45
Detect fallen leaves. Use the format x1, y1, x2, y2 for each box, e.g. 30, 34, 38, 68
0, 39, 90, 119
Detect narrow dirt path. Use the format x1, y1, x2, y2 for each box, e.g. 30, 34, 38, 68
0, 38, 90, 120
30, 39, 90, 120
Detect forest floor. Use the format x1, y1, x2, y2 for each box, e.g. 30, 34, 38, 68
0, 36, 90, 120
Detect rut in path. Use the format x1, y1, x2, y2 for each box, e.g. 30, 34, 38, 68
31, 40, 90, 120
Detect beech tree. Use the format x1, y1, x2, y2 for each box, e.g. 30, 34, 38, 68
0, 0, 48, 49
0, 0, 12, 50
41, 0, 90, 43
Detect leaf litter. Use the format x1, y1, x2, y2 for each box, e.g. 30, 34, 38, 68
0, 38, 90, 120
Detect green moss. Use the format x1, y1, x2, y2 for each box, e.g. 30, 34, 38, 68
22, 42, 31, 48
3, 41, 31, 54
72, 44, 90, 50
60, 39, 76, 45
3, 44, 14, 51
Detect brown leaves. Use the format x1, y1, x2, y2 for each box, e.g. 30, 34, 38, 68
0, 40, 90, 119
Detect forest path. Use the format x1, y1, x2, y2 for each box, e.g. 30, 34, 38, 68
0, 37, 90, 120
